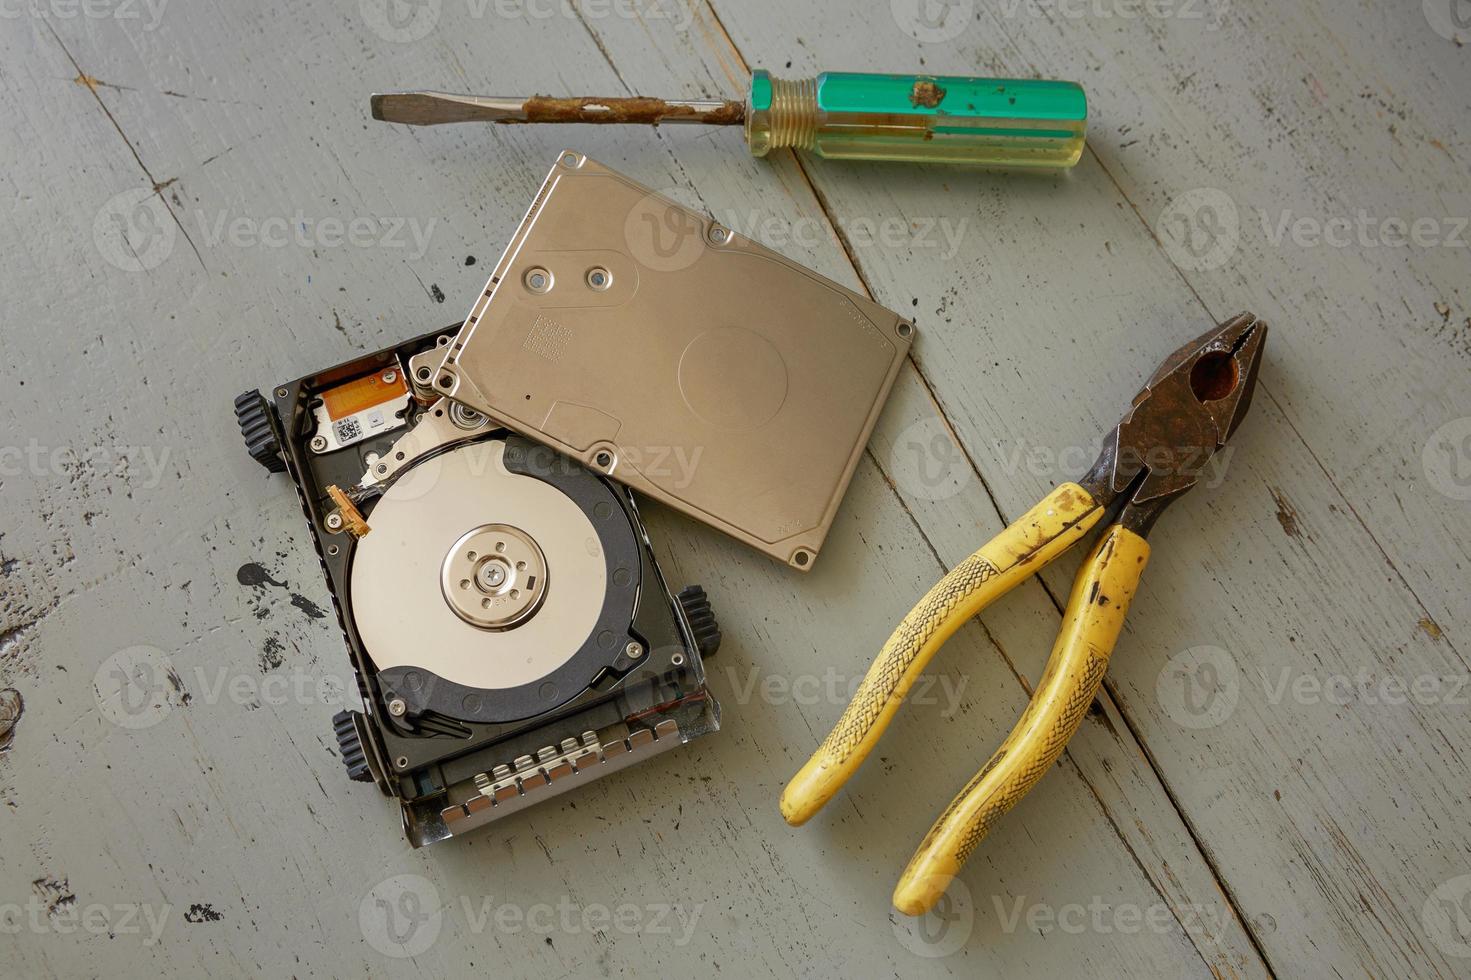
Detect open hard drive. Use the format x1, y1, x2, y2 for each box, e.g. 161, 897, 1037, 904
234, 326, 722, 846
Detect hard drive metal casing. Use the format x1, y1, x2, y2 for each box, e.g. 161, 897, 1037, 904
433, 152, 916, 571
235, 327, 722, 847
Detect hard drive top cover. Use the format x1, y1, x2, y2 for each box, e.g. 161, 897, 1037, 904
438, 152, 914, 570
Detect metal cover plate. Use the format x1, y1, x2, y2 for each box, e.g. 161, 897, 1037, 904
435, 152, 915, 570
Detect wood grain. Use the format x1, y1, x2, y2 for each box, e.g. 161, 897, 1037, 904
0, 0, 1464, 976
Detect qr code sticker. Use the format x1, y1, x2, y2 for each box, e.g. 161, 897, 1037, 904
334, 417, 363, 443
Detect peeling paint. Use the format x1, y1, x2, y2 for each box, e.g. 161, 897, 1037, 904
0, 688, 21, 752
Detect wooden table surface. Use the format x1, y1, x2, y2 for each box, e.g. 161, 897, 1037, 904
2, 1, 1467, 976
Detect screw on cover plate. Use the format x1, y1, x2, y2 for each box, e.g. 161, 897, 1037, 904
310, 434, 329, 452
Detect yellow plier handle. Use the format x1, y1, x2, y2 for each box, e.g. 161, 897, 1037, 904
779, 483, 1152, 915
781, 483, 1104, 823
893, 523, 1149, 914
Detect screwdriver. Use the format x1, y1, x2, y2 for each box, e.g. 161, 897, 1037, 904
371, 70, 1087, 169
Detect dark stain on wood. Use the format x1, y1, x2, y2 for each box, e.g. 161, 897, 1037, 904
1271, 487, 1301, 538
184, 903, 224, 923
237, 562, 286, 589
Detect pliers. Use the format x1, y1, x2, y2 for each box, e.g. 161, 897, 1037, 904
780, 314, 1268, 916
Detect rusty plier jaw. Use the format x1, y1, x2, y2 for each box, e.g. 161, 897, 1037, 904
1079, 313, 1267, 535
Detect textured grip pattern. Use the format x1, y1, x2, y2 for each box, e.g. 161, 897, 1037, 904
945, 642, 1109, 862
781, 484, 1103, 827
820, 553, 1001, 760
892, 525, 1151, 916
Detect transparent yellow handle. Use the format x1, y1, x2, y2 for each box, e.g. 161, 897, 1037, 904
745, 72, 1088, 169
780, 484, 1104, 826
892, 524, 1150, 916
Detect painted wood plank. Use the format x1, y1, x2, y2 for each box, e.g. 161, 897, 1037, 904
708, 0, 1471, 975
0, 2, 1270, 977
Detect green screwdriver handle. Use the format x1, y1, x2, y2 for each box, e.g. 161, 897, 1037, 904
744, 71, 1087, 169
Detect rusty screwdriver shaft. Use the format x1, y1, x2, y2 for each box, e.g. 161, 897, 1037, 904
370, 92, 745, 127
